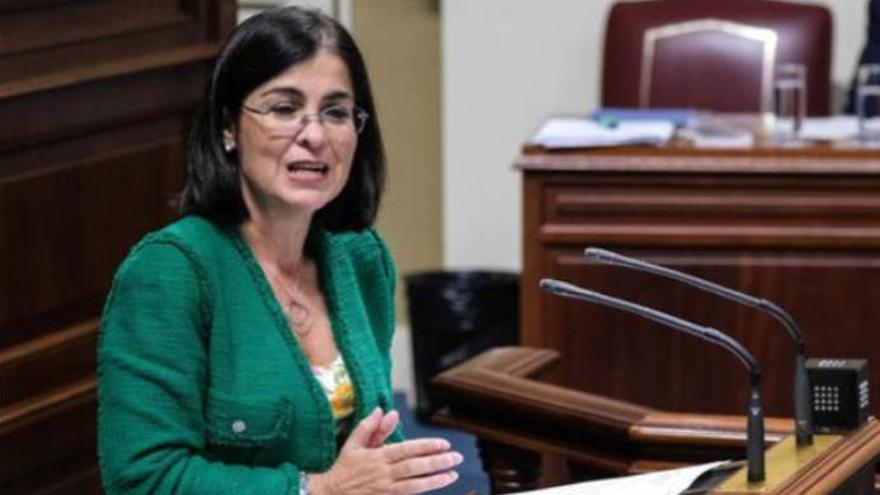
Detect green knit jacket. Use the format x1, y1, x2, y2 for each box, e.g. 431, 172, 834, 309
98, 216, 403, 495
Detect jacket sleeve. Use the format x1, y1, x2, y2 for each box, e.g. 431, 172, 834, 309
98, 240, 302, 495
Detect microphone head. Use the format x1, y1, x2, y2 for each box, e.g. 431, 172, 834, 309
584, 247, 615, 262
540, 278, 582, 298
538, 278, 556, 292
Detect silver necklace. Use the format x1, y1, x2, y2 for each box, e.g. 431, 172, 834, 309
261, 261, 313, 336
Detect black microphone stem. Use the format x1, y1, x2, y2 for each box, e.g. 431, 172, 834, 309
540, 278, 766, 483
747, 378, 765, 484
584, 247, 813, 447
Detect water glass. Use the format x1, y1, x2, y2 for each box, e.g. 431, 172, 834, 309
857, 64, 880, 144
773, 64, 807, 144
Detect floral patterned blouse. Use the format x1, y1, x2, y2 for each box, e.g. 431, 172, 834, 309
311, 354, 356, 437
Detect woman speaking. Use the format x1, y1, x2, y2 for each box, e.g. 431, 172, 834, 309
97, 6, 461, 495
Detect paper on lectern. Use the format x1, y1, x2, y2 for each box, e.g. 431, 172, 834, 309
511, 460, 729, 495
528, 117, 674, 148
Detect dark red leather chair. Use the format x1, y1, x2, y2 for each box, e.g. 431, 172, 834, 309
602, 0, 832, 115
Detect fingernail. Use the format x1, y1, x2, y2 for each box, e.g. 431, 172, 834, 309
451, 452, 464, 465
436, 439, 451, 450
449, 470, 459, 481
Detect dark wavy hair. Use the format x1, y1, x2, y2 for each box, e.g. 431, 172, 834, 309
180, 7, 385, 231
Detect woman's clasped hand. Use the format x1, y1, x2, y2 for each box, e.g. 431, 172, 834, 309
309, 408, 463, 495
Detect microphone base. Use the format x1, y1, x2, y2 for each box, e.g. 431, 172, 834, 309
713, 433, 842, 494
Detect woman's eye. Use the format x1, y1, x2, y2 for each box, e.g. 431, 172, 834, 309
269, 105, 298, 117
322, 106, 352, 122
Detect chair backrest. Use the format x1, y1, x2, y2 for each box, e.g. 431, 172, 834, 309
602, 0, 832, 115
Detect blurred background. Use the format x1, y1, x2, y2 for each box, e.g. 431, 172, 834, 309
252, 0, 868, 401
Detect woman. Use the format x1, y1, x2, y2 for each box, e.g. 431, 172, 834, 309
98, 7, 461, 495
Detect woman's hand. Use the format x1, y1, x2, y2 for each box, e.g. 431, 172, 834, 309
366, 408, 401, 448
309, 408, 462, 495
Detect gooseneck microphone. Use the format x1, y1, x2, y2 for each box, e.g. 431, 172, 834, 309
583, 247, 813, 447
540, 278, 766, 483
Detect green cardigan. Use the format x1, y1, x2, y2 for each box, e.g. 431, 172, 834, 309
98, 216, 402, 495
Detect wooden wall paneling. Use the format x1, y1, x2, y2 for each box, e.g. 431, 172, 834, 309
521, 176, 548, 356
0, 0, 208, 85
0, 1, 76, 15
0, 320, 97, 408
542, 246, 880, 415
0, 379, 96, 488
0, 115, 188, 344
520, 164, 880, 421
0, 51, 210, 145
0, 1, 236, 492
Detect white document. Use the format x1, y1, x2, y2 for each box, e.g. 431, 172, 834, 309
679, 125, 753, 149
529, 117, 675, 149
511, 460, 729, 495
799, 116, 859, 141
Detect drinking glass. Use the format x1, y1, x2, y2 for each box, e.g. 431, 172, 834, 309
773, 63, 807, 145
857, 64, 880, 144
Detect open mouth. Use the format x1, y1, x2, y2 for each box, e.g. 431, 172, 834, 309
286, 162, 329, 177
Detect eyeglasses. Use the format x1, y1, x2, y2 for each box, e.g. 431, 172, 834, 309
241, 102, 369, 137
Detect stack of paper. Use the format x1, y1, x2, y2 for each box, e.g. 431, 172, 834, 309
529, 117, 675, 149
680, 121, 753, 149
799, 116, 859, 141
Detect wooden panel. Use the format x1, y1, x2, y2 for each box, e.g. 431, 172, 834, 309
0, 123, 186, 345
0, 1, 219, 87
0, 321, 97, 407
0, 53, 209, 148
432, 347, 880, 493
0, 380, 97, 494
0, 1, 236, 492
520, 162, 880, 422
544, 179, 880, 229
0, 380, 96, 482
542, 247, 880, 417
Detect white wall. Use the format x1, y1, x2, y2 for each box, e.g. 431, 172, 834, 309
442, 0, 869, 272
442, 0, 604, 271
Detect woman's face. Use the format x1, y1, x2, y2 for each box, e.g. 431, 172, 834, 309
232, 49, 358, 219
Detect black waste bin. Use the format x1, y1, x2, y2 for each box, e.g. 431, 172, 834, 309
404, 271, 519, 421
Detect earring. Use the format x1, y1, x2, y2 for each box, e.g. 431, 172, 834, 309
224, 139, 236, 152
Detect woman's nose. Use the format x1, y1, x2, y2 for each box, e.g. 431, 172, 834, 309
295, 116, 328, 148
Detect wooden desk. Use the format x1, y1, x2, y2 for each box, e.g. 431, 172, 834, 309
433, 347, 880, 494
517, 134, 880, 421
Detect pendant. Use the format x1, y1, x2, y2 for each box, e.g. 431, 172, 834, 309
286, 298, 313, 335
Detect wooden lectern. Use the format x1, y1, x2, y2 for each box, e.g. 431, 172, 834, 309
433, 347, 880, 494
518, 122, 880, 425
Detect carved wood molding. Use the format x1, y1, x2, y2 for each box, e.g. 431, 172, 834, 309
0, 320, 97, 408
0, 377, 96, 484
435, 348, 880, 492
516, 152, 880, 175
433, 346, 794, 475
434, 347, 649, 436
773, 419, 880, 494
0, 43, 220, 99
